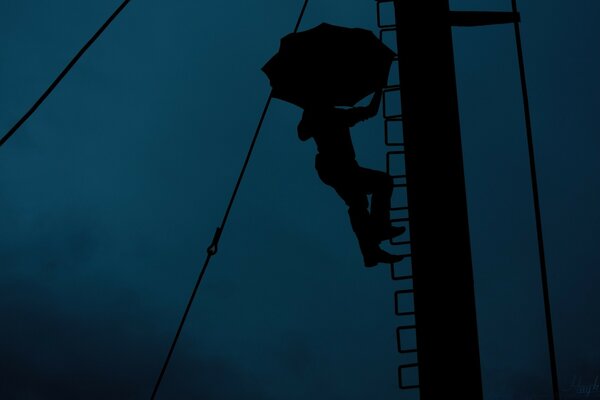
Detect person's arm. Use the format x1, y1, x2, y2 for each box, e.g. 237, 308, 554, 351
340, 89, 383, 127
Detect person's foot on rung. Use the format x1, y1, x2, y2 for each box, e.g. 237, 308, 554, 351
377, 225, 406, 243
363, 248, 405, 268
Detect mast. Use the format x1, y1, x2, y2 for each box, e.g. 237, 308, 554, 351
392, 2, 484, 398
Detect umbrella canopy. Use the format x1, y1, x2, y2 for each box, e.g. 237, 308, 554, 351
262, 23, 396, 108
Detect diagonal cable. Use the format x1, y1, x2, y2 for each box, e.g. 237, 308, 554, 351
149, 1, 309, 398
0, 0, 131, 147
512, 1, 560, 399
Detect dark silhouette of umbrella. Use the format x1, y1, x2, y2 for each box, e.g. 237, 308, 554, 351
262, 23, 396, 108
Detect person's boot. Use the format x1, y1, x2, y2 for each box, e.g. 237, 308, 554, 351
363, 247, 405, 268
377, 225, 406, 243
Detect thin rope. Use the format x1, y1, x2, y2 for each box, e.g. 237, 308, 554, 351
149, 1, 309, 398
511, 1, 560, 399
0, 0, 131, 148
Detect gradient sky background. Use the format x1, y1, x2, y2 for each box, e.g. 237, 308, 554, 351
1, 1, 599, 399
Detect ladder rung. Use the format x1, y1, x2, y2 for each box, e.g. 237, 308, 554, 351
392, 180, 407, 188
376, 2, 397, 29
379, 27, 398, 54
389, 217, 410, 245
386, 153, 405, 186
390, 257, 412, 281
383, 84, 400, 92
383, 115, 404, 147
395, 288, 415, 316
386, 150, 405, 156
385, 116, 403, 122
382, 86, 402, 120
390, 197, 408, 211
386, 151, 405, 177
383, 85, 401, 91
384, 112, 403, 121
396, 311, 414, 317
398, 363, 420, 390
384, 117, 404, 146
379, 22, 397, 29
396, 325, 418, 354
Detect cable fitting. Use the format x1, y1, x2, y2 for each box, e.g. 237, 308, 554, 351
207, 227, 222, 256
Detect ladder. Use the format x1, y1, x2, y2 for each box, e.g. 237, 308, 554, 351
376, 0, 420, 392
375, 2, 560, 399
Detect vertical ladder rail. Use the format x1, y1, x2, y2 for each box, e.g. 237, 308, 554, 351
376, 0, 421, 392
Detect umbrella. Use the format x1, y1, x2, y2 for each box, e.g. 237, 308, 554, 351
262, 23, 396, 108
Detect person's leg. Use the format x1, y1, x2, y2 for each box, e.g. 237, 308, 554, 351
345, 194, 380, 260
316, 161, 404, 266
356, 167, 393, 230
340, 191, 405, 266
315, 159, 379, 262
354, 166, 407, 243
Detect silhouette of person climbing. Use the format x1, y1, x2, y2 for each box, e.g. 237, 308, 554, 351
298, 88, 406, 267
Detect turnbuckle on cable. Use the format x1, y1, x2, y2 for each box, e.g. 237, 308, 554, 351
207, 227, 222, 256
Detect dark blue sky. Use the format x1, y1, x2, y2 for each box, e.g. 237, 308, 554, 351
1, 1, 599, 399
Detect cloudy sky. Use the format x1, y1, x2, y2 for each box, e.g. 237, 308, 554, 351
1, 1, 599, 399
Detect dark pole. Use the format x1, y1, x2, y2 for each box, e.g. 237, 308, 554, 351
392, 1, 483, 398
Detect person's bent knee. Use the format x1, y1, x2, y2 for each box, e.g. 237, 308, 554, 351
346, 196, 369, 210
